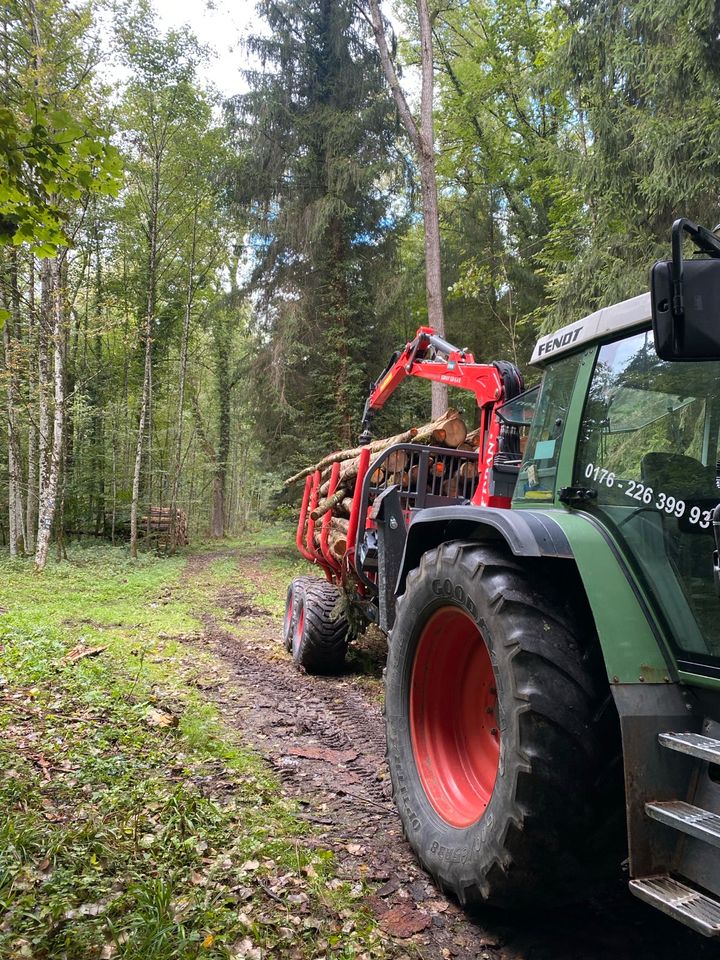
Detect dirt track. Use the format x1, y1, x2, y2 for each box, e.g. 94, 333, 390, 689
185, 550, 719, 960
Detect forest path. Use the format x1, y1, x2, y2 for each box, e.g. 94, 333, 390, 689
183, 545, 716, 960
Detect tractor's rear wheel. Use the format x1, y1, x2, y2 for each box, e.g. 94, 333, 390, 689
385, 541, 624, 907
291, 579, 349, 674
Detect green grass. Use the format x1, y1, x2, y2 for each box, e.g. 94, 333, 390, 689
0, 534, 389, 959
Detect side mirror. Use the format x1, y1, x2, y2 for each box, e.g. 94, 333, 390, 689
651, 218, 720, 361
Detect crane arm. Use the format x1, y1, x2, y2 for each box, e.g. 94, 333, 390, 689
359, 326, 508, 444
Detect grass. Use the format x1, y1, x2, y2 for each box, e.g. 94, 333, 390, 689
0, 531, 389, 959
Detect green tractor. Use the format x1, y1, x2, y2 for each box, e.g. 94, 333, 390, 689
289, 219, 720, 935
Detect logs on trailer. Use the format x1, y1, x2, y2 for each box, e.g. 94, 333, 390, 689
289, 410, 480, 562
140, 507, 189, 546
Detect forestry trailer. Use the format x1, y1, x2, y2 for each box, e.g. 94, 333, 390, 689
284, 219, 720, 936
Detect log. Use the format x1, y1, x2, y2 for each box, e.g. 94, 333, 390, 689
431, 411, 467, 448
458, 458, 479, 480
387, 470, 410, 490
369, 464, 385, 485
284, 428, 419, 486
411, 409, 461, 445
310, 487, 349, 522
465, 427, 481, 447
313, 517, 350, 562
384, 448, 408, 473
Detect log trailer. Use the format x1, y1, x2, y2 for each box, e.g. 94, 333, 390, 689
284, 220, 720, 937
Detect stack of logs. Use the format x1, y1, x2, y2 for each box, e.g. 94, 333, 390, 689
285, 409, 479, 563
140, 507, 189, 547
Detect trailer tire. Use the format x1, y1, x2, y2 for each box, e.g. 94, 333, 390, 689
283, 576, 316, 651
385, 541, 624, 907
292, 580, 349, 674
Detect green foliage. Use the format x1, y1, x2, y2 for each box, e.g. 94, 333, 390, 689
226, 0, 410, 470
0, 1, 121, 254
538, 0, 720, 322
0, 544, 388, 958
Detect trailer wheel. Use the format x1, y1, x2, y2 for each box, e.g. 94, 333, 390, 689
283, 576, 316, 651
291, 580, 349, 674
385, 541, 623, 907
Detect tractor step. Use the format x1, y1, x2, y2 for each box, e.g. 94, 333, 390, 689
659, 731, 720, 765
646, 800, 720, 848
630, 875, 720, 937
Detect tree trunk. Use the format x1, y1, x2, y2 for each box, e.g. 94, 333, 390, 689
212, 334, 231, 539
367, 0, 447, 417
169, 199, 198, 549
130, 322, 152, 559
130, 149, 160, 559
1, 279, 24, 557
37, 259, 51, 551
26, 256, 37, 552
35, 256, 65, 572
211, 472, 225, 539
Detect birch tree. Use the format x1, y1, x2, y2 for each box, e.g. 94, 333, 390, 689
34, 256, 65, 571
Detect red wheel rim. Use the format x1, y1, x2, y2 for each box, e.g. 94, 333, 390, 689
410, 606, 499, 828
292, 603, 305, 657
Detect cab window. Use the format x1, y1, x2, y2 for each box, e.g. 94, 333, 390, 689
574, 330, 720, 664
514, 351, 589, 503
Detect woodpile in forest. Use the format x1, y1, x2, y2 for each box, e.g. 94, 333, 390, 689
286, 410, 479, 563
140, 507, 189, 547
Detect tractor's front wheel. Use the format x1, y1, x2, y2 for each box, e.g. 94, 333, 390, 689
385, 541, 623, 907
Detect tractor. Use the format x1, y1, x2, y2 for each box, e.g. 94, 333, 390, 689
284, 218, 720, 936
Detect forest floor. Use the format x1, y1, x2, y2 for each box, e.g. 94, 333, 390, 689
1, 529, 718, 960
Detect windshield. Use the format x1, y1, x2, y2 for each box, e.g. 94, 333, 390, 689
574, 330, 720, 667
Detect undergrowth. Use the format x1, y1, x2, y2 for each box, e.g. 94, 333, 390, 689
0, 537, 388, 959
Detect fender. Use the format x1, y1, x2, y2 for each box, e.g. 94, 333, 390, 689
396, 505, 573, 595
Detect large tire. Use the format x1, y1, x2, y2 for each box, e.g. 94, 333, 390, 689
291, 579, 349, 675
283, 576, 316, 651
385, 540, 624, 908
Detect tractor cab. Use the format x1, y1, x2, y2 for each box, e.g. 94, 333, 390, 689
508, 219, 720, 935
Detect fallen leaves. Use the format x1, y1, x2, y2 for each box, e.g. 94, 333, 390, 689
145, 707, 178, 728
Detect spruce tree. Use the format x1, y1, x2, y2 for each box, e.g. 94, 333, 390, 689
544, 0, 720, 321
225, 0, 406, 470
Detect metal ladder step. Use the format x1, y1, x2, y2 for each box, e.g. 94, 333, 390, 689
659, 732, 720, 764
630, 875, 720, 937
646, 800, 720, 848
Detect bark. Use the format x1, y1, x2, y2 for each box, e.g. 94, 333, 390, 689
366, 0, 447, 417
25, 256, 37, 552
284, 427, 418, 486
310, 486, 349, 522
1, 276, 24, 556
169, 199, 198, 550
37, 260, 51, 549
212, 334, 231, 539
35, 256, 65, 572
130, 147, 160, 559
